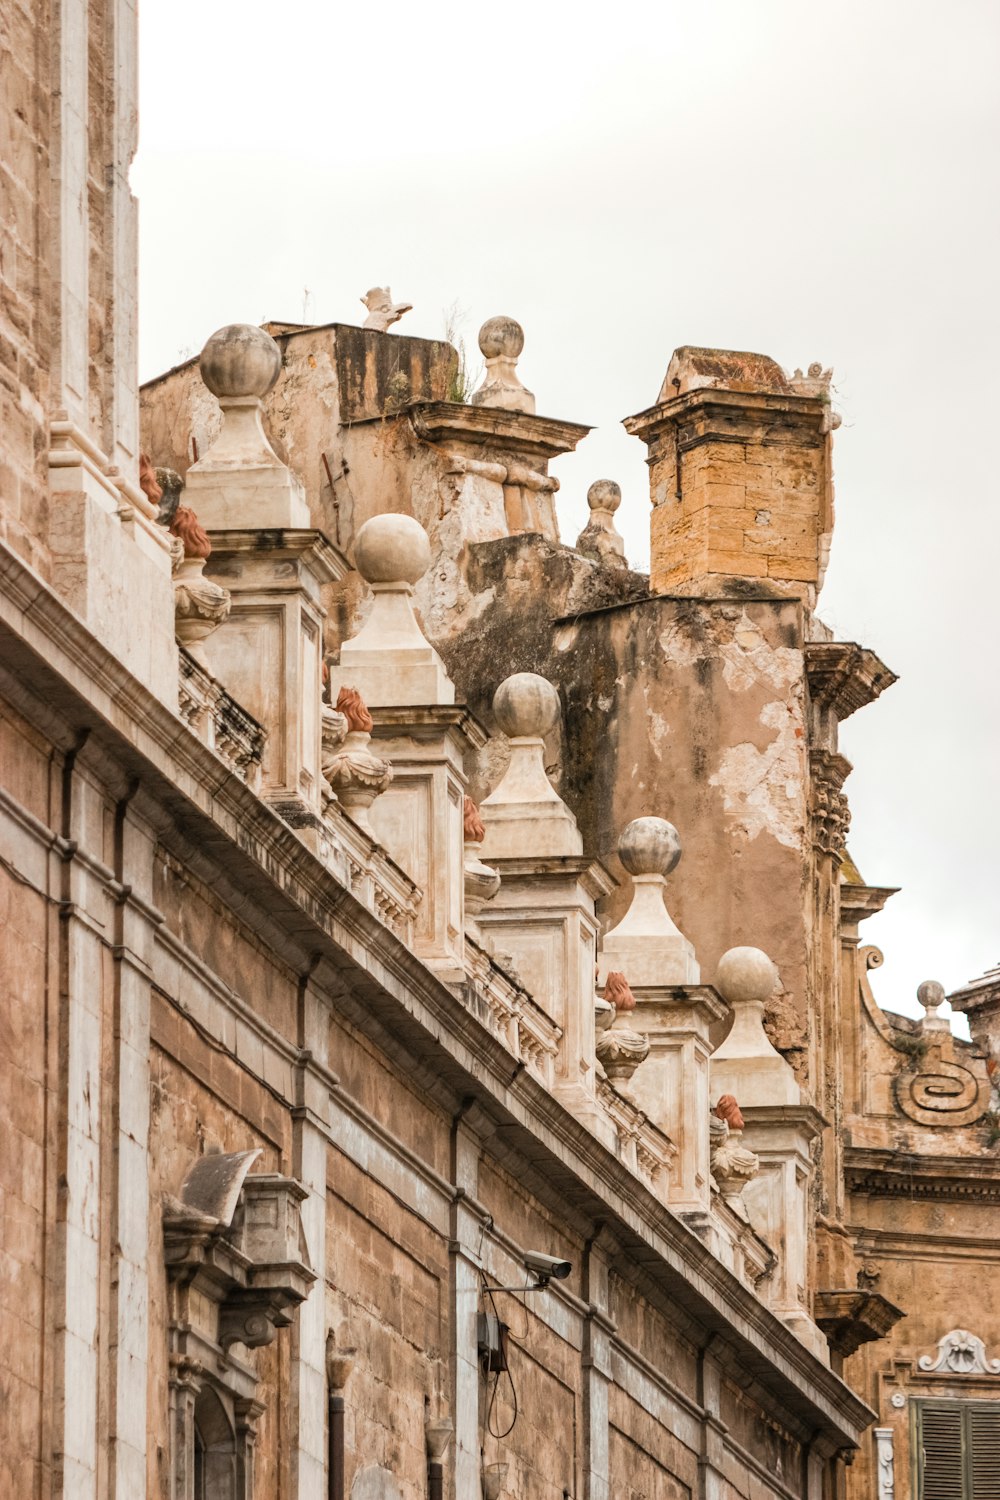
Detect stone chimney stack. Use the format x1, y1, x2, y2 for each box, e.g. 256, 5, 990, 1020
624, 348, 839, 607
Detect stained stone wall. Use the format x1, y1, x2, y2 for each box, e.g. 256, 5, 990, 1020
1, 0, 54, 576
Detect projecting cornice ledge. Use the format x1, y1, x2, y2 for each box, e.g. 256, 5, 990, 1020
804, 641, 898, 720
814, 1290, 906, 1359
845, 1145, 1000, 1202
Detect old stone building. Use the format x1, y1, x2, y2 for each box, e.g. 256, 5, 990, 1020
1, 4, 998, 1500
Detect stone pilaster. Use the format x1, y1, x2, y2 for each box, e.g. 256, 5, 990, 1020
368, 708, 486, 979
290, 975, 334, 1500
448, 1115, 485, 1500
479, 672, 615, 1133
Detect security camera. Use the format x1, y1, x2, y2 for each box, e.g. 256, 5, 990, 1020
524, 1251, 572, 1285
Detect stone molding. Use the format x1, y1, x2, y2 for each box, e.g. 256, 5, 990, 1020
843, 1146, 1000, 1203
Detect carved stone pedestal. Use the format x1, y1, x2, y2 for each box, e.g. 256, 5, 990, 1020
201, 530, 346, 820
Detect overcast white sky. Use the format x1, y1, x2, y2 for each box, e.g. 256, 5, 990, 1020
134, 0, 999, 1023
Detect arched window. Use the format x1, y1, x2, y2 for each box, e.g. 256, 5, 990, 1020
193, 1387, 237, 1500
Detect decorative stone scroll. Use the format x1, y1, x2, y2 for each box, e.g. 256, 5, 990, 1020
463, 796, 500, 938
809, 749, 851, 860
894, 980, 991, 1127
709, 1095, 759, 1213
918, 1328, 1000, 1376
170, 503, 232, 671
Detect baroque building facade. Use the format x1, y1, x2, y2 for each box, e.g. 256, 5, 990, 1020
1, 4, 998, 1499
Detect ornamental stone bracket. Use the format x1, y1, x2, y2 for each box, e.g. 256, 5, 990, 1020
918, 1327, 1000, 1376
809, 750, 851, 860
813, 1290, 906, 1361
803, 641, 898, 724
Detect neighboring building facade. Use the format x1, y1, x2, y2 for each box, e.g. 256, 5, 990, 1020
1, 6, 998, 1500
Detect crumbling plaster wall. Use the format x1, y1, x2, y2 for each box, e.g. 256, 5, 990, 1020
434, 538, 813, 1068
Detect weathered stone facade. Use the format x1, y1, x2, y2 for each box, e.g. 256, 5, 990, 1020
2, 7, 998, 1500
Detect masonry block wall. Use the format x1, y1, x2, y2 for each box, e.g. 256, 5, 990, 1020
624, 350, 835, 605
1, 0, 53, 575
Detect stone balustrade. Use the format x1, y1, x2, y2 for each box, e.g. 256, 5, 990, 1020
178, 648, 266, 790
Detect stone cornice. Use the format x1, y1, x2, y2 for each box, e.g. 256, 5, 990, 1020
844, 1145, 1000, 1202
487, 854, 618, 902
622, 387, 830, 447
839, 881, 899, 931
205, 526, 349, 585
0, 538, 873, 1449
368, 703, 490, 751
804, 642, 898, 721
410, 401, 592, 465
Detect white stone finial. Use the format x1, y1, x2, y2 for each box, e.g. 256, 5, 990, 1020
599, 817, 697, 986
715, 946, 778, 1005
361, 286, 412, 333
184, 323, 310, 529
471, 316, 535, 414
917, 979, 950, 1034
576, 479, 626, 568
199, 323, 282, 400
711, 946, 799, 1105
479, 673, 582, 859
331, 513, 454, 707
493, 672, 560, 738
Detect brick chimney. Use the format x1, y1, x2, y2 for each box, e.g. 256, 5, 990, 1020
623, 347, 838, 606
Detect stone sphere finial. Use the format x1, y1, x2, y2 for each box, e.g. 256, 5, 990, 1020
199, 324, 282, 400
617, 816, 682, 878
492, 672, 560, 739
715, 946, 778, 1006
587, 479, 622, 515
353, 513, 431, 586
917, 979, 949, 1031
917, 979, 946, 1012
478, 316, 524, 361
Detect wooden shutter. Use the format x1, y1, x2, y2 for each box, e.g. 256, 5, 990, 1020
970, 1404, 1000, 1500
920, 1403, 965, 1500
